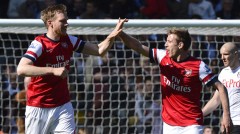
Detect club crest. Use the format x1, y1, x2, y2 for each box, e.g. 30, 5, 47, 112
184, 69, 192, 77
61, 42, 68, 48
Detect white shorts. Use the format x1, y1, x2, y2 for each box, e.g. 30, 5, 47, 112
163, 122, 203, 134
25, 102, 76, 134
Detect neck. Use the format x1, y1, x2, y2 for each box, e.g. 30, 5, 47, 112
173, 52, 190, 62
230, 62, 240, 70
46, 32, 60, 41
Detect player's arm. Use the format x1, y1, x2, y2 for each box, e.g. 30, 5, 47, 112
118, 31, 149, 57
17, 57, 68, 78
202, 89, 220, 116
212, 81, 231, 134
81, 19, 128, 57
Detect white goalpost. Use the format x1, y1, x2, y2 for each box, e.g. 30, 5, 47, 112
0, 19, 240, 134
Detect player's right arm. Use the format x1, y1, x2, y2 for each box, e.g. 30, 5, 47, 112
17, 57, 68, 79
118, 28, 149, 57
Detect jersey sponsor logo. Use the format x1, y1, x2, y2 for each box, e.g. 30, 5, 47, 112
46, 55, 70, 68
184, 69, 192, 77
221, 79, 240, 88
46, 60, 70, 68
163, 76, 191, 92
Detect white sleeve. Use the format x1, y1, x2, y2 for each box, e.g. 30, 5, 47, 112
24, 40, 43, 61
199, 61, 217, 85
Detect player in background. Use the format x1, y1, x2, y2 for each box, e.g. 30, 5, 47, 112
17, 4, 127, 134
118, 20, 231, 134
202, 42, 239, 134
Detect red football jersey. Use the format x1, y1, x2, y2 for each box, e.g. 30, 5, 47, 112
23, 34, 85, 108
149, 49, 216, 126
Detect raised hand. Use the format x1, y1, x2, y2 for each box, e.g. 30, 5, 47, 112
107, 18, 128, 39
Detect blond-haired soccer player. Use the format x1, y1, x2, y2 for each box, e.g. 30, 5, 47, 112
203, 42, 239, 134
118, 21, 231, 134
17, 4, 127, 134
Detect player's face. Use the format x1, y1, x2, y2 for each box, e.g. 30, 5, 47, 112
52, 12, 68, 36
165, 34, 181, 59
220, 47, 235, 67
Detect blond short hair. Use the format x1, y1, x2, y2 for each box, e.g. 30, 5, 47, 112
40, 4, 67, 26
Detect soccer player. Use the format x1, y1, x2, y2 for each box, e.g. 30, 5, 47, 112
202, 42, 240, 134
118, 24, 231, 134
17, 4, 127, 134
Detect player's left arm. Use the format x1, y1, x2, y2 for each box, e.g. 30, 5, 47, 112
81, 19, 128, 57
212, 81, 232, 134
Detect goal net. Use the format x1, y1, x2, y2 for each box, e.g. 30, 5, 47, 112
1, 19, 240, 134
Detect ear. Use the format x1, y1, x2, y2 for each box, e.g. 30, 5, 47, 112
47, 20, 52, 28
178, 42, 184, 49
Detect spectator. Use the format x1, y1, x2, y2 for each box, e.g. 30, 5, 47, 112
216, 0, 235, 19
134, 0, 169, 19
210, 0, 222, 13
80, 0, 108, 19
167, 0, 189, 19
188, 0, 216, 19
86, 52, 114, 134
119, 58, 138, 133
205, 35, 218, 60
45, 0, 56, 6
135, 75, 162, 134
0, 65, 24, 133
7, 0, 26, 18
109, 0, 138, 19
0, 0, 10, 18
68, 0, 85, 19
18, 0, 43, 18
232, 0, 240, 19
57, 0, 75, 19
86, 52, 127, 134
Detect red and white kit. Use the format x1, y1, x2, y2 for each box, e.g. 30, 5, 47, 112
23, 34, 85, 134
149, 49, 216, 127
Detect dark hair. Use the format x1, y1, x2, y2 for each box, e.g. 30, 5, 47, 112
167, 28, 192, 50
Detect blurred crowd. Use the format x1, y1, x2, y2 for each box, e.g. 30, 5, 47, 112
1, 0, 240, 20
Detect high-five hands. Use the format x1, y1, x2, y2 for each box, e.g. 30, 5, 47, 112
107, 18, 128, 39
